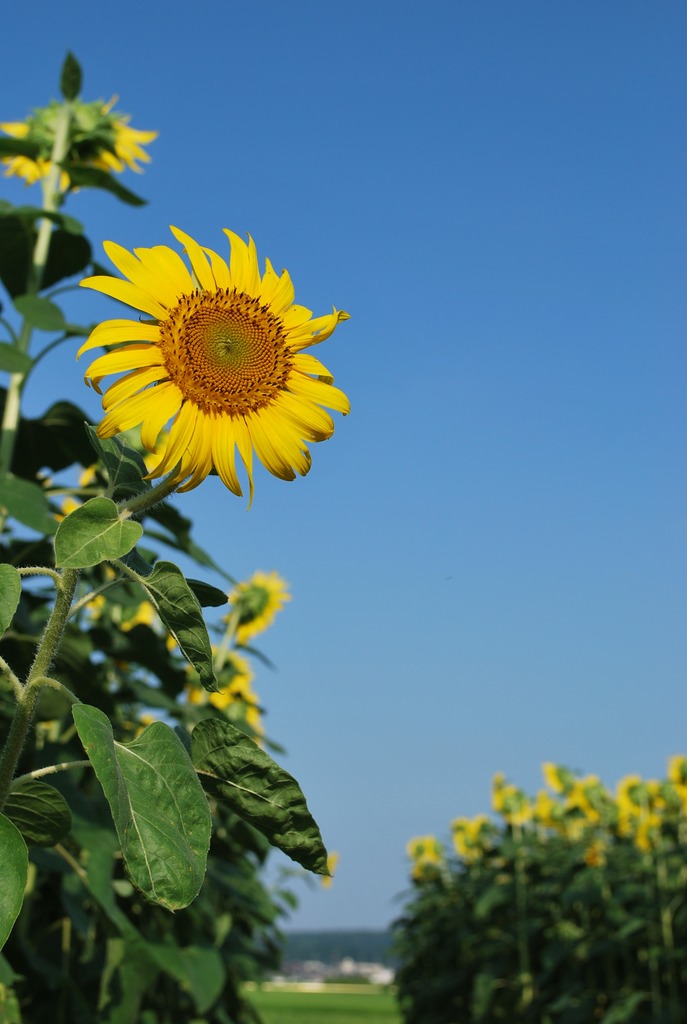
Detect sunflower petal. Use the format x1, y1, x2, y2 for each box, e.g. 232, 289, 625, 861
223, 230, 260, 296
177, 412, 215, 491
79, 275, 168, 320
169, 226, 215, 292
288, 372, 350, 414
134, 245, 195, 295
102, 366, 166, 410
103, 242, 180, 309
140, 382, 183, 450
202, 247, 232, 290
260, 258, 295, 314
83, 345, 164, 383
211, 416, 243, 497
77, 319, 160, 356
147, 401, 198, 480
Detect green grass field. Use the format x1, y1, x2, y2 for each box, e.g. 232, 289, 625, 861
248, 986, 401, 1024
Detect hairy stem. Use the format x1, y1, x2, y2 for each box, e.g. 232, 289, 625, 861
0, 101, 72, 486
0, 567, 79, 807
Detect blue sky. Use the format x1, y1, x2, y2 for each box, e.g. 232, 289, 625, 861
1, 1, 685, 930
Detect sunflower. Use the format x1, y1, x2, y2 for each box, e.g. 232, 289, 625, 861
78, 227, 350, 501
1, 98, 156, 186
229, 571, 291, 644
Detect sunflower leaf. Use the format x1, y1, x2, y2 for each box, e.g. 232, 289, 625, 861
187, 579, 229, 608
12, 206, 83, 234
0, 139, 41, 160
4, 780, 72, 847
0, 343, 32, 374
192, 718, 329, 874
0, 473, 56, 535
60, 52, 82, 101
0, 812, 28, 951
0, 214, 33, 298
42, 228, 92, 290
72, 704, 211, 910
65, 165, 146, 207
135, 561, 218, 691
54, 496, 142, 568
85, 426, 150, 498
0, 564, 21, 636
13, 295, 66, 332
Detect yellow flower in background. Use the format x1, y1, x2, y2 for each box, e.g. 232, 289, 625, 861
451, 814, 491, 861
406, 835, 444, 880
533, 789, 563, 830
542, 762, 564, 793
617, 774, 643, 812
542, 762, 576, 795
583, 837, 606, 867
491, 772, 507, 812
121, 600, 158, 632
89, 97, 157, 174
185, 651, 263, 733
492, 775, 532, 827
133, 712, 158, 738
78, 227, 350, 503
321, 851, 339, 889
635, 812, 662, 853
229, 571, 291, 645
565, 775, 605, 825
1, 98, 156, 186
667, 755, 687, 787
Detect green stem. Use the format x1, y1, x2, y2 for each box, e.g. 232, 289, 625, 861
10, 759, 90, 790
0, 567, 79, 807
513, 819, 534, 1008
118, 465, 182, 515
17, 565, 61, 585
656, 846, 680, 1024
0, 101, 72, 487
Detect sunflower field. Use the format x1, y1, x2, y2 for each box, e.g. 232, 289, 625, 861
394, 758, 687, 1024
0, 55, 348, 1023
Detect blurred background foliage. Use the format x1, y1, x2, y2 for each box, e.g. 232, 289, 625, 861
395, 760, 687, 1024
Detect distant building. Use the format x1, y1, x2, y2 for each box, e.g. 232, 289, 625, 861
274, 957, 395, 985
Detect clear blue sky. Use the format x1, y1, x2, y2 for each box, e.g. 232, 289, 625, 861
1, 1, 685, 931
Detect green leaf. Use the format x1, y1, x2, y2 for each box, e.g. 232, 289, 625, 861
0, 139, 41, 160
192, 718, 329, 874
13, 295, 66, 332
12, 206, 83, 234
65, 165, 146, 206
60, 52, 82, 100
0, 812, 28, 951
0, 982, 21, 1022
187, 579, 229, 608
600, 992, 649, 1023
54, 496, 142, 568
0, 564, 21, 635
0, 344, 32, 375
0, 473, 56, 534
138, 561, 217, 691
11, 398, 95, 476
4, 780, 72, 846
0, 215, 32, 299
42, 228, 92, 290
120, 546, 155, 577
145, 944, 224, 1015
73, 705, 211, 910
86, 425, 150, 498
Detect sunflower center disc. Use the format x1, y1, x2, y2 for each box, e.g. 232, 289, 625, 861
159, 287, 293, 415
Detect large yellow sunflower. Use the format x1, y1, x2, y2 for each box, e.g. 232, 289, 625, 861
78, 227, 350, 501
